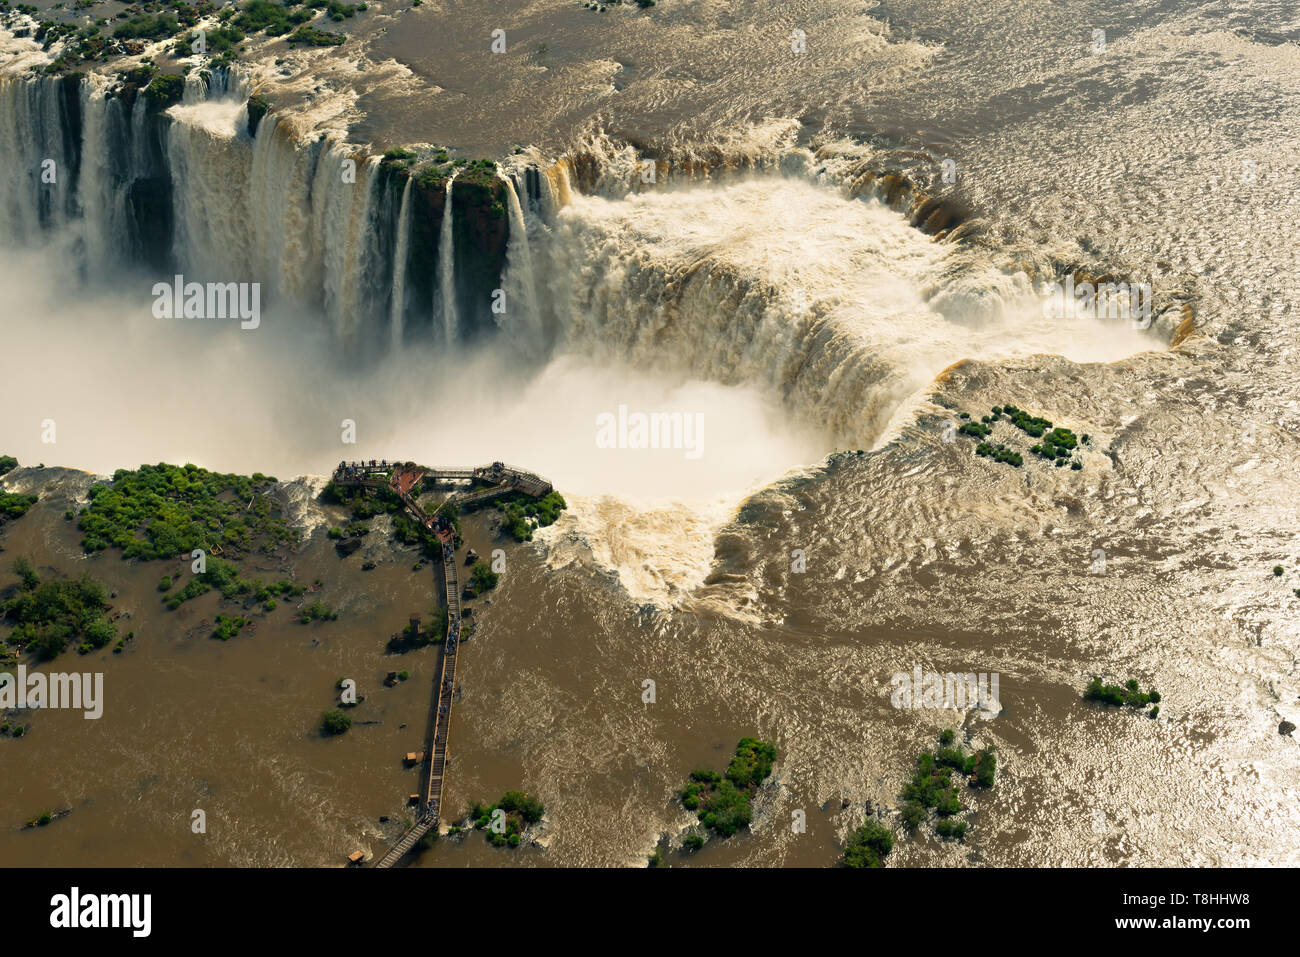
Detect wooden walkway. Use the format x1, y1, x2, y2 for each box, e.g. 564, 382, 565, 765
331, 460, 549, 868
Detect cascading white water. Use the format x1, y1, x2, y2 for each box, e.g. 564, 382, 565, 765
533, 176, 1162, 449
76, 74, 121, 279
0, 72, 410, 350
499, 171, 543, 351
389, 176, 413, 349
438, 171, 458, 349
0, 77, 70, 239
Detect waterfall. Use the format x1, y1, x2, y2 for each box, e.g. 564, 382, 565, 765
0, 72, 411, 354
500, 171, 542, 351
389, 175, 413, 349
437, 171, 459, 349
77, 75, 118, 278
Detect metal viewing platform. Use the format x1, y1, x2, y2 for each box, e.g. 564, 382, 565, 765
334, 460, 550, 868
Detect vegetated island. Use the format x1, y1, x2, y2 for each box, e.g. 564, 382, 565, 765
2, 556, 121, 661
72, 463, 349, 634
465, 790, 546, 848
841, 819, 895, 869
898, 729, 996, 844
1084, 677, 1161, 718
954, 405, 1090, 471
0, 454, 38, 523
678, 737, 778, 846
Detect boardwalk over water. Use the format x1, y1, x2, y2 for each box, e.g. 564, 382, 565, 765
329, 460, 552, 868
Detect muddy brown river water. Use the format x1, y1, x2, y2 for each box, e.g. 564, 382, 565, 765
4, 0, 1300, 869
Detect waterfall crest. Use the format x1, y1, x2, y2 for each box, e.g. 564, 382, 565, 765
437, 171, 458, 349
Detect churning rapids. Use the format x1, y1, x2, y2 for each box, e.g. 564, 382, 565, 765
4, 0, 1300, 870
0, 71, 1163, 604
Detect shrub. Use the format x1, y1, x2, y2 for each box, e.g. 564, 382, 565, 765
935, 818, 967, 841
287, 25, 345, 45
212, 615, 246, 641
321, 709, 351, 735
0, 491, 38, 521
470, 560, 499, 593
113, 12, 179, 40
842, 820, 894, 868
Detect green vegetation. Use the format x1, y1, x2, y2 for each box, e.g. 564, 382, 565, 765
680, 738, 777, 838
0, 489, 37, 522
113, 12, 179, 40
471, 790, 545, 847
287, 24, 344, 45
211, 614, 247, 641
1001, 404, 1052, 438
842, 819, 894, 868
1084, 677, 1160, 709
298, 601, 338, 624
0, 456, 17, 477
387, 608, 447, 651
162, 556, 303, 611
77, 464, 291, 560
974, 443, 1022, 467
157, 576, 172, 592
321, 709, 351, 735
897, 730, 995, 842
2, 559, 116, 661
495, 491, 567, 543
1273, 566, 1284, 577
954, 404, 1084, 470
469, 560, 499, 593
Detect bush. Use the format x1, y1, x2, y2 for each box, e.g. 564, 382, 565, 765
725, 737, 777, 789
0, 491, 38, 521
0, 455, 17, 476
299, 601, 338, 624
470, 560, 499, 593
842, 820, 894, 868
321, 709, 351, 735
935, 818, 968, 841
113, 12, 179, 40
13, 556, 39, 590
1084, 676, 1155, 709
287, 24, 344, 45
681, 738, 776, 837
212, 615, 246, 641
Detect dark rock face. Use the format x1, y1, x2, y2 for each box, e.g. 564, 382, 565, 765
1281, 720, 1296, 736
335, 538, 363, 557
450, 171, 509, 341
405, 166, 448, 333
245, 94, 270, 139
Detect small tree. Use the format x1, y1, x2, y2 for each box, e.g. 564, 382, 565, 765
321, 709, 352, 736
13, 556, 38, 590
